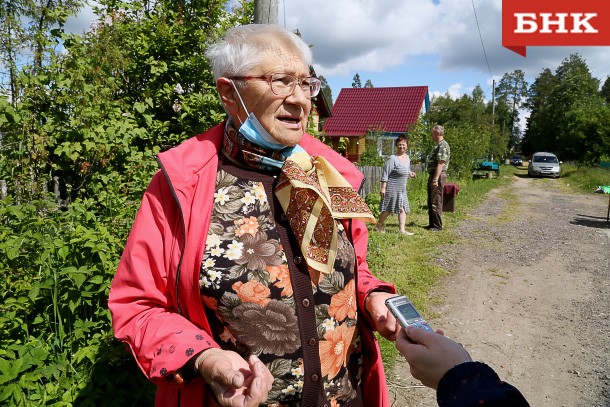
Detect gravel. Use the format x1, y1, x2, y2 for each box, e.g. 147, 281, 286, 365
389, 175, 610, 407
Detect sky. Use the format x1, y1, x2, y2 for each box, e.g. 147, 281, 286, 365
66, 0, 610, 104
276, 0, 610, 103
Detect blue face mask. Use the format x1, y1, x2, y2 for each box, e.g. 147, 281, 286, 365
239, 112, 287, 151
229, 80, 305, 167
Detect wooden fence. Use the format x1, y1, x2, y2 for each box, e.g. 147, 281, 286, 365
356, 163, 424, 198
0, 177, 65, 204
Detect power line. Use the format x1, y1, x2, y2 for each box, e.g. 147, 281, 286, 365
471, 0, 493, 78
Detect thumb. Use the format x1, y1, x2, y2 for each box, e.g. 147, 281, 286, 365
215, 366, 244, 388
198, 350, 244, 389
404, 326, 430, 346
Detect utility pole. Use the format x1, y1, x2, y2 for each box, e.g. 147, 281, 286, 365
491, 79, 496, 126
254, 0, 278, 24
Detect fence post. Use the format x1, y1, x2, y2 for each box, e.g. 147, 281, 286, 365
53, 176, 60, 204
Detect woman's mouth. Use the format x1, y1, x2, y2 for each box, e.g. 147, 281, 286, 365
278, 116, 301, 128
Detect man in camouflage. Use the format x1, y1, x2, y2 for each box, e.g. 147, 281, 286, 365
426, 125, 450, 231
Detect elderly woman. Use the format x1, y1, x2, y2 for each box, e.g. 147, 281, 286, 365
109, 24, 398, 407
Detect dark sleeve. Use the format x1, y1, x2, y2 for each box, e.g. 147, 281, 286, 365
436, 362, 530, 407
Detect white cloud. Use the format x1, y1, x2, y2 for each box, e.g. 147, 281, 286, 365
65, 2, 100, 35
65, 0, 610, 97
283, 0, 610, 88
284, 0, 441, 76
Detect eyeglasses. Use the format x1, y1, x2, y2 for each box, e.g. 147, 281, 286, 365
231, 73, 322, 98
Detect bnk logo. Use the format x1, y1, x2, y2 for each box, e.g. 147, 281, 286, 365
502, 0, 610, 56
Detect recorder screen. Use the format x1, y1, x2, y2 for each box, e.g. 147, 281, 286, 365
397, 302, 420, 320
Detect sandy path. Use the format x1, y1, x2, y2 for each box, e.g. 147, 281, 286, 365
389, 175, 610, 407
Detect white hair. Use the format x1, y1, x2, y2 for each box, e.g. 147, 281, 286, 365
205, 24, 313, 80
432, 125, 445, 136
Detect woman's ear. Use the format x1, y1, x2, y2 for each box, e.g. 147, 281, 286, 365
217, 77, 240, 117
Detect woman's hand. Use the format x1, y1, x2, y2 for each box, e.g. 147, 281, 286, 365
365, 291, 400, 341
380, 182, 387, 200
196, 348, 274, 407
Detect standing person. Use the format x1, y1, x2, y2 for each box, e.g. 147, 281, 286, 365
426, 125, 450, 231
396, 327, 530, 406
376, 135, 417, 235
108, 24, 399, 407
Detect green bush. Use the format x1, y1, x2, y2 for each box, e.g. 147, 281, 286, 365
0, 198, 154, 405
365, 191, 381, 218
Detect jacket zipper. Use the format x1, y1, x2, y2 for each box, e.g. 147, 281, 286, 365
156, 155, 187, 315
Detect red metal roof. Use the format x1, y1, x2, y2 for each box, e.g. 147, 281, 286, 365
323, 86, 429, 137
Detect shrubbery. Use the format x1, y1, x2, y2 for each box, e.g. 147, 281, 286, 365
0, 197, 155, 404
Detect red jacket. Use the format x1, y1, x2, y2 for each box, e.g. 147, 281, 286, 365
109, 122, 395, 406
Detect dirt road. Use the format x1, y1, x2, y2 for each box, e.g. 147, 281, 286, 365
389, 174, 610, 406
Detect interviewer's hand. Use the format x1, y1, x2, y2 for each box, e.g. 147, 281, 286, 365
396, 327, 472, 389
365, 292, 399, 341
196, 348, 274, 407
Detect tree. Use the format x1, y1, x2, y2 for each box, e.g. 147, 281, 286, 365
0, 0, 83, 106
495, 69, 528, 148
423, 87, 502, 176
364, 79, 374, 88
0, 0, 26, 104
352, 73, 362, 88
600, 76, 610, 104
318, 74, 333, 109
522, 68, 557, 156
562, 96, 610, 163
524, 54, 600, 161
0, 2, 254, 404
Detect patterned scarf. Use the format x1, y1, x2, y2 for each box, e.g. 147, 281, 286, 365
275, 151, 376, 274
222, 123, 376, 274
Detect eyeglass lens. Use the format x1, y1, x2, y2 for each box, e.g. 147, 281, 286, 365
271, 74, 320, 98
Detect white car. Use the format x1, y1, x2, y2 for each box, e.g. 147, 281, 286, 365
528, 152, 561, 178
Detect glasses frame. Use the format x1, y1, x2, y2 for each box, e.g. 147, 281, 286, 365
230, 73, 321, 98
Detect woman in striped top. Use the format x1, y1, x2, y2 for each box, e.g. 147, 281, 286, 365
376, 135, 417, 235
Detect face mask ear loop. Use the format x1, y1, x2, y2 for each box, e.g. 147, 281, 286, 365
230, 79, 250, 126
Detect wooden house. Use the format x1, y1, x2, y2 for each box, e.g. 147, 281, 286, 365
322, 86, 429, 162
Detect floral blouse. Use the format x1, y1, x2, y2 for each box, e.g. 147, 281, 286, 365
199, 159, 363, 406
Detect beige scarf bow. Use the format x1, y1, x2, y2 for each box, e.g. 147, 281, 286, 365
275, 151, 376, 274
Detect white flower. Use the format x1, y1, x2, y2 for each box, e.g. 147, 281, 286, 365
281, 385, 297, 396
207, 268, 221, 282
254, 183, 267, 204
172, 99, 181, 113
104, 15, 113, 26
322, 318, 336, 331
200, 275, 211, 288
206, 234, 221, 249
291, 366, 303, 377
174, 83, 184, 94
203, 258, 216, 269
210, 246, 224, 257
214, 188, 230, 205
240, 191, 256, 206
225, 240, 243, 260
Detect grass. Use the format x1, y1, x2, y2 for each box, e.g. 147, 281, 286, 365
558, 163, 610, 193
366, 165, 519, 370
